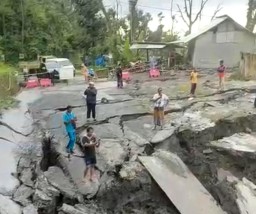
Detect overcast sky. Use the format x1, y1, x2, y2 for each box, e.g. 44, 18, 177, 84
103, 0, 248, 35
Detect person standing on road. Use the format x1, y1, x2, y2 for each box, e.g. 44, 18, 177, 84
217, 60, 226, 91
81, 63, 88, 83
189, 69, 198, 99
63, 106, 77, 156
84, 82, 97, 121
81, 127, 100, 182
116, 63, 123, 88
152, 88, 169, 130
23, 66, 29, 81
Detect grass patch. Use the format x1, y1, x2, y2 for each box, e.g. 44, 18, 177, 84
0, 97, 18, 110
0, 63, 19, 96
0, 63, 19, 111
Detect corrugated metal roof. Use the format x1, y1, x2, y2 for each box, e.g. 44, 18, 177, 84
171, 16, 229, 44
130, 44, 166, 49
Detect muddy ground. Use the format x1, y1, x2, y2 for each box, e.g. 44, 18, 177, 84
2, 71, 256, 214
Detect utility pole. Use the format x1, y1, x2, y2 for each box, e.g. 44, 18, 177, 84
129, 0, 137, 43
170, 0, 175, 35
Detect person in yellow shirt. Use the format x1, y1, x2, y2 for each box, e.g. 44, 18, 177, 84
190, 69, 198, 98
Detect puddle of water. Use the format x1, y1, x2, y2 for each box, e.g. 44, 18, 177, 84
0, 90, 41, 195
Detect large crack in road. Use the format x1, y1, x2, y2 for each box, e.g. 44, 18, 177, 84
5, 78, 256, 214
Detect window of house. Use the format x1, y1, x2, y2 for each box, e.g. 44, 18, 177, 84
216, 31, 235, 43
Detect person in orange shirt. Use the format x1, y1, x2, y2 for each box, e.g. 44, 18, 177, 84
189, 69, 198, 98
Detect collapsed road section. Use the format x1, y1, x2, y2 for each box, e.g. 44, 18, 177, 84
139, 151, 226, 214
3, 78, 256, 214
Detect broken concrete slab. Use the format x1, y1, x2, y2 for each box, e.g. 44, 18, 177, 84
119, 161, 144, 180
150, 128, 176, 144
235, 178, 256, 214
0, 194, 21, 214
13, 185, 34, 206
58, 203, 106, 214
97, 139, 127, 172
80, 123, 123, 140
123, 116, 155, 140
44, 166, 80, 201
74, 203, 106, 214
58, 204, 84, 214
23, 204, 38, 214
20, 168, 34, 187
123, 125, 149, 147
139, 151, 226, 214
35, 175, 60, 198
173, 112, 215, 132
217, 168, 234, 182
33, 189, 55, 213
67, 155, 100, 199
211, 133, 256, 153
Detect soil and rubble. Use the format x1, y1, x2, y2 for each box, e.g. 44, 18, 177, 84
1, 72, 256, 214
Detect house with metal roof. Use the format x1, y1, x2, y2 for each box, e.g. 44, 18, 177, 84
171, 15, 256, 68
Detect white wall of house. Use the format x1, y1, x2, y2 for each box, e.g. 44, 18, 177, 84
192, 20, 256, 68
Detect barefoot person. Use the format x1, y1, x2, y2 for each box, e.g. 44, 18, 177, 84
81, 63, 88, 82
63, 106, 77, 156
189, 68, 198, 98
81, 127, 100, 182
152, 88, 169, 130
217, 60, 225, 91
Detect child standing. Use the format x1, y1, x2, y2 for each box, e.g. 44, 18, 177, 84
190, 69, 198, 98
217, 60, 225, 91
81, 127, 100, 182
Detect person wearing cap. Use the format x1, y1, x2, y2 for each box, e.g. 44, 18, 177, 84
63, 106, 77, 155
217, 60, 226, 91
84, 82, 97, 121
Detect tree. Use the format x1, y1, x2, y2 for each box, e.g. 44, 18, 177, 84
129, 0, 138, 42
127, 10, 152, 42
246, 0, 256, 32
177, 0, 209, 35
0, 0, 81, 62
211, 3, 223, 21
147, 12, 164, 42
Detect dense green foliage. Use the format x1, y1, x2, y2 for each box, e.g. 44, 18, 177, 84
0, 0, 178, 64
0, 63, 19, 108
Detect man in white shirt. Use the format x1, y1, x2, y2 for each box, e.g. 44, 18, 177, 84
152, 88, 169, 130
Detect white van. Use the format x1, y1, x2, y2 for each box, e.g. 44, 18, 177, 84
45, 58, 75, 80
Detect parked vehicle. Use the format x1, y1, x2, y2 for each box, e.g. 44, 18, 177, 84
45, 58, 75, 80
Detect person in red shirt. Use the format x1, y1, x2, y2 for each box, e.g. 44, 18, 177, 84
217, 60, 225, 91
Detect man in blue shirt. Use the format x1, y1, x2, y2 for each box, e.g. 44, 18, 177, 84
63, 106, 77, 155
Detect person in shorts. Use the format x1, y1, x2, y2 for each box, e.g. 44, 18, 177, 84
189, 69, 198, 98
81, 127, 100, 182
217, 60, 225, 91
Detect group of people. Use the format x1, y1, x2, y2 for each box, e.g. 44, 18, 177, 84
189, 60, 226, 98
63, 106, 100, 182
63, 81, 98, 182
62, 59, 227, 183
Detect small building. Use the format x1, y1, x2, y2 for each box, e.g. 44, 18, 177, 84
130, 42, 181, 67
172, 15, 256, 68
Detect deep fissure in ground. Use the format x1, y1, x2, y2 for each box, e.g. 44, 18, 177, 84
36, 111, 256, 214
